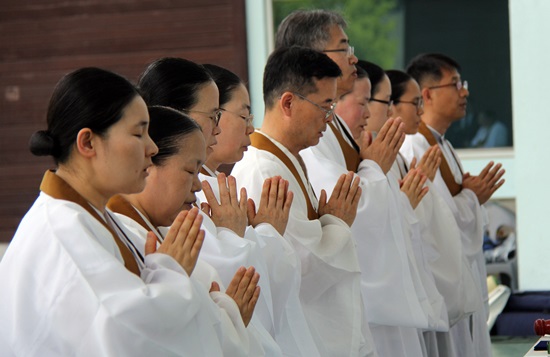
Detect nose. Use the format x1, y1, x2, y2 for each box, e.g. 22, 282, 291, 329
417, 106, 424, 116
350, 54, 358, 65
146, 134, 158, 157
387, 103, 394, 118
461, 86, 469, 98
213, 124, 222, 136
246, 121, 255, 135
191, 173, 202, 193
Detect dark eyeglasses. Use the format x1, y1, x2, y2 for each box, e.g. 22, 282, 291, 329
292, 92, 336, 120
395, 97, 424, 110
369, 98, 394, 107
220, 108, 254, 126
183, 109, 222, 126
428, 80, 468, 91
322, 45, 355, 58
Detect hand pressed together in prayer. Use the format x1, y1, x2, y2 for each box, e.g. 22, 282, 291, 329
462, 161, 505, 205
318, 171, 362, 226
146, 207, 205, 276
400, 168, 429, 209
201, 173, 248, 237
416, 145, 442, 182
247, 176, 294, 236
359, 117, 406, 174
225, 266, 261, 327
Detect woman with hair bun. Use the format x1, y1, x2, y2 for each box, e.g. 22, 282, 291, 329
0, 67, 240, 356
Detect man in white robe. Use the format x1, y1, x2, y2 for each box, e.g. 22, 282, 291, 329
277, 10, 442, 356
401, 53, 505, 357
232, 46, 374, 356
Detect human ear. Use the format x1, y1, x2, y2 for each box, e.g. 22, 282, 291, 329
75, 128, 96, 158
280, 92, 294, 117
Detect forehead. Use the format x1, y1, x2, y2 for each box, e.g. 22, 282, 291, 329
325, 24, 348, 47
440, 67, 461, 81
312, 77, 338, 98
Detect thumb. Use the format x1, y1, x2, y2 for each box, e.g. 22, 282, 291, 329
145, 231, 157, 256
319, 189, 327, 208
210, 281, 220, 293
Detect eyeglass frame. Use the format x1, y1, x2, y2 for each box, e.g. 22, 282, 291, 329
394, 97, 424, 110
322, 45, 355, 58
369, 98, 394, 107
182, 108, 222, 126
292, 92, 336, 120
220, 107, 254, 126
428, 80, 468, 91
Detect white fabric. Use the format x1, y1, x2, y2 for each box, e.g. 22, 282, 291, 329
0, 192, 245, 356
114, 211, 274, 356
196, 173, 317, 357
232, 131, 373, 357
301, 124, 446, 357
401, 131, 493, 357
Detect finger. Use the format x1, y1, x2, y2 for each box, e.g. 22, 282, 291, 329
226, 266, 246, 297
486, 163, 503, 180
247, 198, 256, 223
200, 202, 211, 215
418, 186, 429, 202
318, 189, 327, 210
490, 178, 506, 194
276, 178, 287, 210
210, 281, 220, 293
330, 174, 347, 201
267, 177, 278, 209
347, 174, 360, 201
338, 172, 355, 201
284, 190, 294, 215
239, 187, 248, 216
217, 172, 230, 205
201, 180, 220, 208
244, 272, 260, 302
174, 207, 200, 247
409, 157, 417, 170
351, 186, 362, 210
488, 169, 506, 187
248, 286, 261, 312
259, 178, 271, 211
387, 123, 404, 150
237, 267, 256, 300
163, 210, 189, 246
376, 117, 394, 142
145, 231, 158, 256
478, 161, 494, 180
227, 175, 239, 206
189, 229, 205, 264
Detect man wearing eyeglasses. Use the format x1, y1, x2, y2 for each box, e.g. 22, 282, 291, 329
232, 46, 371, 356
277, 9, 441, 357
402, 53, 505, 357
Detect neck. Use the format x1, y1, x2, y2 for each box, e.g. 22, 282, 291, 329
121, 193, 155, 226
204, 159, 220, 173
55, 165, 109, 213
421, 111, 451, 136
261, 111, 302, 157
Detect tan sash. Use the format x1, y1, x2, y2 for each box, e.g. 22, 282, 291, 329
250, 132, 319, 220
200, 167, 210, 176
106, 195, 160, 243
328, 122, 361, 172
40, 170, 141, 276
418, 121, 462, 196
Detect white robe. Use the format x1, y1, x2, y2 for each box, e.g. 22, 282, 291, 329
232, 132, 373, 357
401, 130, 492, 357
112, 207, 277, 357
301, 121, 442, 357
197, 171, 320, 357
0, 191, 244, 356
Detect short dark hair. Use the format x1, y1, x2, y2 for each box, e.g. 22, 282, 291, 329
357, 60, 385, 96
203, 64, 243, 107
275, 9, 347, 51
147, 106, 201, 166
406, 53, 461, 88
263, 46, 342, 109
386, 70, 413, 103
138, 57, 213, 111
29, 67, 139, 165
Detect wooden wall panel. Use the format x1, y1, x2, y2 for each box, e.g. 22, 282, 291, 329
0, 0, 248, 242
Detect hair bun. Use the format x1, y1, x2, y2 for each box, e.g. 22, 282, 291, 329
29, 130, 58, 157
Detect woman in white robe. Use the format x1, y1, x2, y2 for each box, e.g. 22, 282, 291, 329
0, 68, 243, 356
108, 106, 269, 356
137, 58, 304, 356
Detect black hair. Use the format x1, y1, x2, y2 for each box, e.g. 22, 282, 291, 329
203, 64, 243, 107
138, 57, 213, 111
406, 53, 461, 88
147, 106, 201, 166
263, 46, 342, 109
275, 9, 347, 51
357, 60, 385, 96
29, 67, 140, 165
386, 70, 413, 103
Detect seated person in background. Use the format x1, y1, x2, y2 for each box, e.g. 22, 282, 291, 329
470, 110, 509, 148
